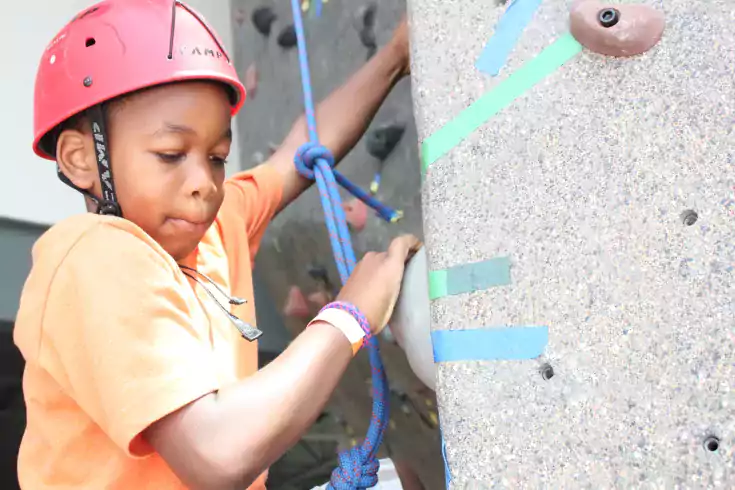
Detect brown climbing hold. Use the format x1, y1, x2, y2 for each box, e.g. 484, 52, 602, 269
342, 198, 368, 232
570, 0, 664, 57
244, 63, 258, 99
283, 285, 310, 318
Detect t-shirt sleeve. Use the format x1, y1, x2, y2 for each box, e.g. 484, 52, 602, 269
219, 164, 284, 262
40, 223, 221, 457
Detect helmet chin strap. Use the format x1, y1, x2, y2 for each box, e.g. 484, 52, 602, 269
57, 105, 122, 217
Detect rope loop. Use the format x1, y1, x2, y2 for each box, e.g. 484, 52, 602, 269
294, 142, 335, 180
328, 446, 380, 490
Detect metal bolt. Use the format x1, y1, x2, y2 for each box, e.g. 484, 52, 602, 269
541, 364, 555, 381
681, 209, 698, 226
83, 76, 93, 87
598, 8, 620, 28
704, 436, 720, 452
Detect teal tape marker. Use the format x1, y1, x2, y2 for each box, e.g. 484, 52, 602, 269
476, 0, 543, 76
428, 256, 511, 300
432, 326, 549, 362
421, 32, 583, 172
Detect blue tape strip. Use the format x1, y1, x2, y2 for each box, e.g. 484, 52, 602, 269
432, 326, 549, 362
476, 0, 543, 76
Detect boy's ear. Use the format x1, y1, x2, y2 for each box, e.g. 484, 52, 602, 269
56, 128, 97, 192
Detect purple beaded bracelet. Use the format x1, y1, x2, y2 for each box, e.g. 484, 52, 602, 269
318, 301, 372, 348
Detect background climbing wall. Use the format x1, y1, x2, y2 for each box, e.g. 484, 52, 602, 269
409, 0, 734, 486
230, 0, 444, 487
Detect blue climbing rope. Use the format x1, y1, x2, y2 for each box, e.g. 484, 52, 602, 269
289, 0, 392, 487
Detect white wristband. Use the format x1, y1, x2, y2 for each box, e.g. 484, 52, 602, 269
309, 308, 366, 356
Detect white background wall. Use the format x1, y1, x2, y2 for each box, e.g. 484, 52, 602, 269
2, 0, 241, 226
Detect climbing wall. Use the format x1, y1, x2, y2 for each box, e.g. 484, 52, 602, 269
231, 0, 445, 487
408, 0, 734, 486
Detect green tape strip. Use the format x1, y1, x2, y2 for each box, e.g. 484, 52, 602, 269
421, 32, 582, 172
428, 269, 448, 300
429, 256, 511, 300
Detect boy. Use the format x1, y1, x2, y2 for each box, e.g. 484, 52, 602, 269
14, 0, 420, 488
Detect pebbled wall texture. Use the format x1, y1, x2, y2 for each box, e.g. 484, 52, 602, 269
407, 0, 735, 487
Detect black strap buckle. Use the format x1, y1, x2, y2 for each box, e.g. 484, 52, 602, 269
97, 200, 121, 217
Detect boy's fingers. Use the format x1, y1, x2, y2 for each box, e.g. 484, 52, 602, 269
387, 234, 422, 264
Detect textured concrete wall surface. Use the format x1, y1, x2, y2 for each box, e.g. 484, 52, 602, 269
408, 0, 734, 487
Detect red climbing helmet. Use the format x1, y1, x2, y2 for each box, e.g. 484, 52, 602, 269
33, 0, 246, 160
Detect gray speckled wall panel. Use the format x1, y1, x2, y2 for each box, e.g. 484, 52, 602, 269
407, 0, 734, 486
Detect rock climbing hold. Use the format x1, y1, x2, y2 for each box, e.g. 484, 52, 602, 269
244, 62, 258, 99
354, 3, 377, 59
234, 8, 245, 27
389, 247, 437, 391
366, 122, 406, 161
342, 198, 369, 232
251, 6, 277, 37
283, 285, 310, 319
680, 209, 698, 226
570, 0, 665, 57
597, 8, 620, 28
703, 436, 720, 452
307, 263, 329, 283
541, 364, 555, 381
277, 24, 298, 49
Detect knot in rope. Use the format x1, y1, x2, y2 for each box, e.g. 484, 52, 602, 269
294, 142, 335, 180
328, 446, 380, 490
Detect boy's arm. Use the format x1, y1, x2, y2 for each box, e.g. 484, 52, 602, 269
145, 235, 420, 489
267, 18, 410, 214
44, 220, 417, 490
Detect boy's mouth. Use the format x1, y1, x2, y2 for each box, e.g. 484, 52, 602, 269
167, 217, 211, 235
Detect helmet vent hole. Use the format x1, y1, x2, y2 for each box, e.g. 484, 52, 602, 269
85, 37, 96, 47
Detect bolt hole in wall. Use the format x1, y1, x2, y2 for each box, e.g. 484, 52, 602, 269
680, 209, 698, 226
540, 364, 555, 381
703, 436, 720, 453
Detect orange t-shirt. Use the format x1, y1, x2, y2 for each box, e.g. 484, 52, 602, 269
13, 164, 283, 489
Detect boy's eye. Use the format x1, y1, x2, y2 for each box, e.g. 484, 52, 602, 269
155, 152, 185, 164
154, 152, 228, 165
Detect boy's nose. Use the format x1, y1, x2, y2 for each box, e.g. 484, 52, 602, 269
184, 157, 218, 200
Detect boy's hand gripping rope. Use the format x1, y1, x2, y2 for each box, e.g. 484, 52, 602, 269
289, 0, 394, 487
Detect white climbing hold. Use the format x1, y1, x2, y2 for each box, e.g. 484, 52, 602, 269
389, 247, 436, 391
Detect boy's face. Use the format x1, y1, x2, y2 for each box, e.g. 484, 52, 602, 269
57, 82, 233, 261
